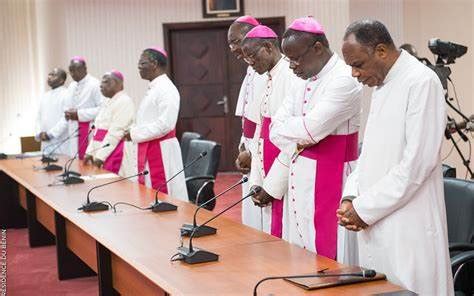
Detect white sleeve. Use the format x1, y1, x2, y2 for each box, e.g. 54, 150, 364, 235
35, 97, 42, 140
352, 77, 446, 226
275, 76, 361, 146
235, 71, 249, 117
342, 163, 360, 197
77, 85, 104, 122
269, 90, 297, 156
262, 152, 290, 199
95, 98, 135, 161
130, 89, 179, 143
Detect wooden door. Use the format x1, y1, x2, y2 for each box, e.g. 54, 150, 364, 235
164, 18, 285, 171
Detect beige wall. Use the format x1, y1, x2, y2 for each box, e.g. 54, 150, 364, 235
1, 0, 473, 178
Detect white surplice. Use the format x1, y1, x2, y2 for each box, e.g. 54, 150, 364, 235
48, 74, 104, 157
235, 66, 266, 230
35, 86, 69, 155
263, 53, 362, 262
248, 57, 296, 237
128, 74, 188, 201
343, 50, 454, 295
85, 91, 135, 174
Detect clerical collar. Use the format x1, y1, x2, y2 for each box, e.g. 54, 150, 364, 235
381, 50, 406, 85
315, 53, 338, 80
268, 56, 285, 78
149, 73, 166, 88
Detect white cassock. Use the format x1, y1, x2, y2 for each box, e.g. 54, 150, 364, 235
48, 74, 103, 158
35, 86, 69, 155
343, 50, 453, 295
248, 57, 296, 237
263, 53, 362, 262
128, 74, 188, 201
235, 66, 266, 230
85, 91, 135, 175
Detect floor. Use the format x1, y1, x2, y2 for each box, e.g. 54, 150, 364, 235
5, 173, 243, 295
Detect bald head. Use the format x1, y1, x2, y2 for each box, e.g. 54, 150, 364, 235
100, 72, 123, 98
227, 22, 256, 60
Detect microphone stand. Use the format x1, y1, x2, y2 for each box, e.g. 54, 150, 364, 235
180, 176, 248, 237
61, 143, 110, 185
177, 187, 261, 264
42, 129, 80, 171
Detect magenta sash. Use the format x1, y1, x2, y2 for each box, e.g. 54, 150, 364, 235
78, 122, 90, 160
300, 132, 358, 259
242, 117, 257, 139
92, 129, 124, 174
137, 130, 176, 192
260, 117, 284, 238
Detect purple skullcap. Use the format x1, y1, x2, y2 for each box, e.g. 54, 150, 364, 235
288, 16, 325, 35
244, 25, 278, 39
235, 15, 260, 26
109, 69, 124, 81
146, 46, 168, 58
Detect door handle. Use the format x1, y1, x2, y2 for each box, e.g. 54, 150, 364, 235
216, 95, 229, 114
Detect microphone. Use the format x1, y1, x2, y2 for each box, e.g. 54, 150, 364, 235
78, 170, 149, 212
60, 124, 95, 178
149, 151, 208, 213
176, 187, 261, 264
41, 127, 80, 164
253, 269, 377, 296
61, 143, 110, 185
180, 176, 248, 237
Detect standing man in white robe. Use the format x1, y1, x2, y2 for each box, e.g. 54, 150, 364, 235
48, 56, 103, 159
227, 15, 267, 230
83, 70, 134, 175
254, 17, 362, 262
35, 68, 69, 155
241, 25, 296, 237
123, 47, 188, 201
338, 19, 453, 295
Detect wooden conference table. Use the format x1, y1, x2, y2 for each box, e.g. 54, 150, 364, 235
0, 156, 403, 295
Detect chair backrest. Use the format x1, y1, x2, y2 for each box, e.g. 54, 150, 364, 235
185, 139, 221, 178
20, 136, 41, 153
444, 178, 474, 244
180, 132, 203, 163
442, 164, 457, 178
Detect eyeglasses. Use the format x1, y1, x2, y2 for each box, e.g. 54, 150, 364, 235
283, 40, 317, 65
243, 45, 264, 64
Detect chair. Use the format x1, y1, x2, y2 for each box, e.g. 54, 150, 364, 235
442, 164, 457, 178
444, 177, 474, 295
185, 139, 221, 210
180, 132, 203, 165
20, 136, 41, 153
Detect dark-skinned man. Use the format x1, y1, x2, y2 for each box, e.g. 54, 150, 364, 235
252, 17, 362, 262
35, 68, 69, 155
83, 70, 134, 174
227, 15, 266, 230
49, 56, 103, 159
122, 47, 188, 201
241, 25, 296, 238
338, 20, 453, 294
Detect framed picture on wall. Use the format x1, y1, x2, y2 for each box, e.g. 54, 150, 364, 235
202, 0, 244, 18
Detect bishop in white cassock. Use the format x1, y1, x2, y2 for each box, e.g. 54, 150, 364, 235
123, 47, 188, 201
35, 68, 69, 155
228, 16, 267, 230
339, 20, 453, 295
260, 17, 362, 262
48, 56, 103, 159
84, 70, 134, 175
241, 25, 297, 237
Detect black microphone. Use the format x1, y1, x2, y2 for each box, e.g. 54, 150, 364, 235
180, 176, 248, 237
41, 127, 80, 164
61, 143, 110, 185
60, 124, 95, 178
148, 151, 207, 213
78, 170, 149, 212
177, 187, 261, 264
253, 269, 377, 296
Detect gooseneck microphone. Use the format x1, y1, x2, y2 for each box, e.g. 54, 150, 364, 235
41, 128, 80, 171
176, 187, 261, 264
253, 269, 377, 296
112, 151, 208, 212
78, 170, 149, 212
180, 176, 248, 237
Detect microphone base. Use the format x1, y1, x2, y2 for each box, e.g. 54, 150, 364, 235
78, 202, 109, 212
41, 156, 58, 163
44, 164, 63, 171
63, 176, 84, 185
58, 171, 81, 178
180, 223, 216, 237
177, 246, 218, 264
150, 201, 177, 212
